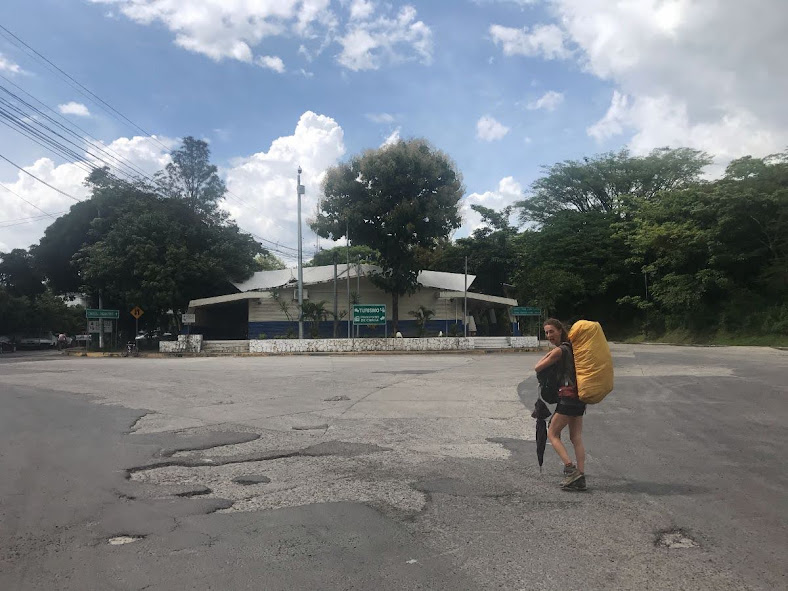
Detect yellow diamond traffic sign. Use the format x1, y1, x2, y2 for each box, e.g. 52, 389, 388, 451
130, 306, 144, 319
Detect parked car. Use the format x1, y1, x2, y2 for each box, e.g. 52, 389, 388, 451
0, 335, 16, 353
18, 332, 58, 349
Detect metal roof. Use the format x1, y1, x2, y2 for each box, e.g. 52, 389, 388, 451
232, 265, 477, 293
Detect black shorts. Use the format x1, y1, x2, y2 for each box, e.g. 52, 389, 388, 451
555, 398, 586, 417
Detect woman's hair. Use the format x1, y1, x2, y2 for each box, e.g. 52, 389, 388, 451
544, 318, 569, 342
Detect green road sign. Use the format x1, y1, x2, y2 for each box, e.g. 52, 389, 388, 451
85, 308, 119, 319
353, 304, 386, 325
512, 306, 541, 317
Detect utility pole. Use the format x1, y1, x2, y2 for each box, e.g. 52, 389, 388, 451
356, 255, 361, 337
297, 166, 305, 340
346, 220, 351, 339
333, 252, 338, 338
464, 256, 468, 338
97, 203, 103, 350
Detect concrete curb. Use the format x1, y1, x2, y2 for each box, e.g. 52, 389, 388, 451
64, 348, 547, 358
616, 341, 788, 350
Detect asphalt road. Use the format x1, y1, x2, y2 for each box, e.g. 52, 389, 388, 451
0, 345, 786, 590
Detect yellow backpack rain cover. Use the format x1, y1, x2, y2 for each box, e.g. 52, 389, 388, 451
568, 320, 614, 404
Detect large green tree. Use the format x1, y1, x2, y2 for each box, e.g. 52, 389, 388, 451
0, 249, 45, 297
155, 136, 228, 222
622, 152, 788, 335
517, 147, 712, 224
312, 139, 464, 330
75, 192, 260, 330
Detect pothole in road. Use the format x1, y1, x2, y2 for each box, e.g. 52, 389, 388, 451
656, 529, 699, 549
108, 535, 144, 545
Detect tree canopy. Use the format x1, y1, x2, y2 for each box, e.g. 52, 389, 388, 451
312, 138, 464, 330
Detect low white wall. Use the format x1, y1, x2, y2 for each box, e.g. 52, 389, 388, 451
250, 337, 474, 354
159, 335, 540, 354
510, 336, 539, 348
160, 334, 203, 353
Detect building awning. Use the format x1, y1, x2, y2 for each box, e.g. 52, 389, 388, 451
189, 291, 272, 308
231, 265, 477, 292
437, 291, 518, 307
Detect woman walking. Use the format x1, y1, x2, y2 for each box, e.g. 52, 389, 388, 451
534, 318, 587, 491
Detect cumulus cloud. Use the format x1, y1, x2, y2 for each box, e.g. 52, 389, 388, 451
57, 102, 92, 117
460, 176, 522, 236
0, 136, 174, 251
337, 5, 432, 71
0, 53, 22, 74
348, 0, 375, 20
223, 111, 346, 254
256, 55, 286, 73
547, 0, 788, 164
476, 116, 510, 142
489, 23, 570, 60
527, 90, 564, 111
90, 0, 432, 73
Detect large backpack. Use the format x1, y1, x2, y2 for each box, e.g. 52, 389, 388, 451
568, 320, 614, 404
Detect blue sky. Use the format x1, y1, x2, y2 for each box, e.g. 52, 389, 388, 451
1, 0, 786, 261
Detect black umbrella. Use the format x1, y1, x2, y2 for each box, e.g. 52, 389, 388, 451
531, 398, 552, 472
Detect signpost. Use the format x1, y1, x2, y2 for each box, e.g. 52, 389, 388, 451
182, 313, 195, 337
86, 309, 119, 319
130, 306, 144, 344
511, 306, 541, 316
353, 304, 387, 338
85, 309, 119, 351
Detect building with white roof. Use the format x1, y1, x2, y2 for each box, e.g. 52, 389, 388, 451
187, 265, 519, 339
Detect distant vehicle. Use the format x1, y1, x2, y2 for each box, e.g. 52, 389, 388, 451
0, 335, 16, 353
19, 332, 58, 349
135, 330, 174, 342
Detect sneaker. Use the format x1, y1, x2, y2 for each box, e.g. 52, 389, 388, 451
561, 466, 582, 487
562, 474, 587, 491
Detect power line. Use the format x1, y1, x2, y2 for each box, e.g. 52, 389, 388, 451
0, 183, 58, 220
0, 23, 172, 154
0, 73, 157, 182
0, 26, 305, 253
0, 211, 67, 224
0, 152, 82, 202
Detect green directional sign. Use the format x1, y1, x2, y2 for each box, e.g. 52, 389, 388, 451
85, 308, 119, 319
512, 306, 541, 317
353, 304, 386, 325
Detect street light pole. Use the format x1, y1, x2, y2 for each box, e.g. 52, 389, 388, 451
297, 167, 305, 340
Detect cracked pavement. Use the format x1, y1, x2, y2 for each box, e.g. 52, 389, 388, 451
1, 345, 786, 590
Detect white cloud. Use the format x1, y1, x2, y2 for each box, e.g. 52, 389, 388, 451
224, 111, 346, 253
90, 0, 432, 73
366, 112, 395, 123
337, 5, 433, 71
586, 90, 629, 141
476, 116, 510, 142
547, 0, 788, 164
0, 136, 173, 251
348, 0, 375, 20
527, 90, 564, 111
380, 127, 401, 147
0, 53, 22, 74
460, 176, 522, 236
256, 55, 286, 73
57, 102, 92, 117
489, 23, 570, 60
